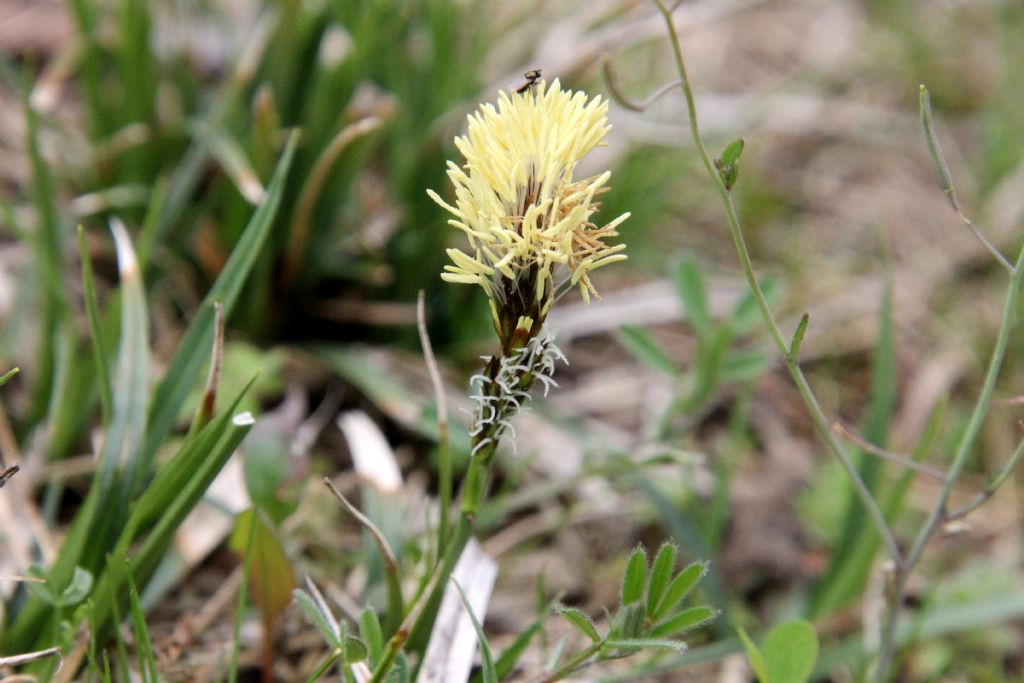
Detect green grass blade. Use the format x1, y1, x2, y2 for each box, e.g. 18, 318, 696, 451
23, 83, 67, 428
92, 404, 256, 643
78, 226, 114, 428
67, 0, 108, 137
115, 0, 156, 177
452, 579, 497, 683
141, 133, 297, 466
810, 264, 896, 616
126, 559, 160, 683
77, 221, 150, 576
21, 221, 149, 613
618, 325, 680, 376
228, 509, 256, 683
485, 614, 543, 683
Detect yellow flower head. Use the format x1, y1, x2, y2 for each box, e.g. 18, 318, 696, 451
428, 79, 628, 345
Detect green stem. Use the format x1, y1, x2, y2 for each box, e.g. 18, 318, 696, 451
537, 642, 604, 682
874, 243, 1024, 682
651, 0, 900, 563
404, 442, 496, 655
945, 432, 1024, 520
303, 652, 339, 683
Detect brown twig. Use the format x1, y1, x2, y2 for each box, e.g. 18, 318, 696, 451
417, 291, 452, 548
0, 646, 62, 669
601, 56, 681, 113
0, 464, 18, 488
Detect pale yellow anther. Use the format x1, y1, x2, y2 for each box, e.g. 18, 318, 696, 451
427, 79, 628, 317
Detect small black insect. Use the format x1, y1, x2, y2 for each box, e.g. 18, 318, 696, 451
511, 69, 542, 94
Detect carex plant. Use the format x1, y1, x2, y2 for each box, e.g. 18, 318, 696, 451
304, 77, 718, 682
426, 78, 627, 568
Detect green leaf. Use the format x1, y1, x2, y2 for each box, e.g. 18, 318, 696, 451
618, 325, 679, 376
554, 604, 602, 643
690, 327, 730, 405
81, 395, 257, 644
673, 258, 710, 337
649, 605, 718, 638
486, 614, 544, 682
762, 620, 818, 683
918, 85, 957, 211
25, 565, 56, 604
452, 579, 497, 683
84, 221, 150, 559
621, 547, 648, 606
37, 221, 150, 610
58, 567, 94, 607
341, 635, 369, 664
617, 601, 646, 640
293, 590, 343, 649
732, 277, 780, 334
360, 608, 384, 665
230, 509, 297, 625
603, 637, 687, 655
721, 349, 769, 383
737, 626, 770, 683
142, 133, 297, 467
714, 138, 745, 191
652, 561, 708, 621
720, 138, 745, 166
645, 543, 677, 618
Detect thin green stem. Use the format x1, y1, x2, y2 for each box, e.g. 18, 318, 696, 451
945, 429, 1024, 520
405, 445, 493, 649
534, 642, 604, 683
875, 243, 1024, 682
303, 652, 340, 683
651, 0, 900, 563
918, 85, 1012, 273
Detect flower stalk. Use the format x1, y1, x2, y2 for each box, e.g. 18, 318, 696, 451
406, 77, 628, 660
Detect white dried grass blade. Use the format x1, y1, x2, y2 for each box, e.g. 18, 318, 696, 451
418, 539, 498, 683
338, 411, 402, 494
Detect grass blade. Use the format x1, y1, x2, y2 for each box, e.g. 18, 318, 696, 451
452, 579, 497, 683
77, 226, 114, 425
141, 132, 297, 466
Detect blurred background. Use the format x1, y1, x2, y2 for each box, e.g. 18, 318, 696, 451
2, 0, 1024, 680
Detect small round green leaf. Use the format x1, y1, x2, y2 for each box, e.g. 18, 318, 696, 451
762, 620, 819, 683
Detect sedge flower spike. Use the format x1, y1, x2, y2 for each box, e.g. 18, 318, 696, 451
428, 79, 628, 350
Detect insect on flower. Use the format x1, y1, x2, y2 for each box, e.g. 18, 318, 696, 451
427, 77, 628, 350
510, 68, 542, 94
